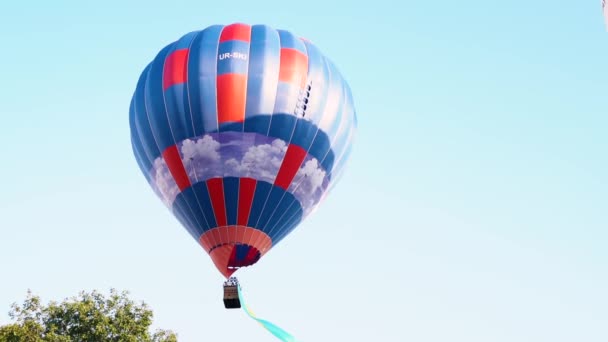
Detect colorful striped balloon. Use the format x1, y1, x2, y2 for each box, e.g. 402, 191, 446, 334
129, 23, 357, 278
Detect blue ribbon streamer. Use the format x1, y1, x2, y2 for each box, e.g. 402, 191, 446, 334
237, 285, 300, 341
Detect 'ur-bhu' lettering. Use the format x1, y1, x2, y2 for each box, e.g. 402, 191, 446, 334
219, 52, 248, 61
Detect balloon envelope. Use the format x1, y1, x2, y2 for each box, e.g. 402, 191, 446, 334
604, 0, 608, 29
129, 23, 357, 278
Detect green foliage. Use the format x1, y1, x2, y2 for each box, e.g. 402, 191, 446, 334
0, 289, 177, 342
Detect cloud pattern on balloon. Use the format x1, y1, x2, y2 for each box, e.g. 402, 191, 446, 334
149, 132, 331, 218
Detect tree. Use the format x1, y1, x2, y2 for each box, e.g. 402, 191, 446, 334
0, 289, 178, 342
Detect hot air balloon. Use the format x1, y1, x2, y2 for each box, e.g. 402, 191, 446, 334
603, 0, 608, 29
128, 23, 357, 309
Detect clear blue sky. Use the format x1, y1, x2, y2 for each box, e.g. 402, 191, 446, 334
1, 1, 606, 341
